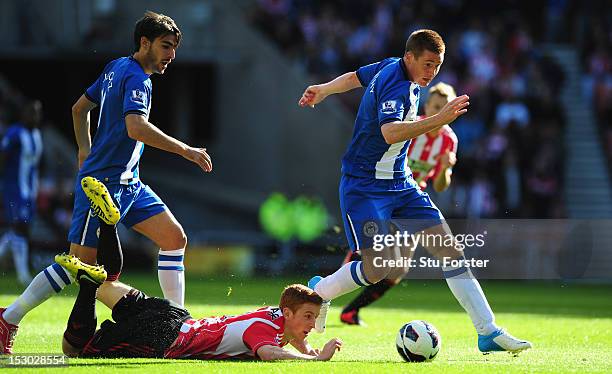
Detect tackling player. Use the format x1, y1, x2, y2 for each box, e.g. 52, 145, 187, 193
0, 100, 43, 285
0, 11, 212, 354
55, 179, 341, 361
340, 82, 458, 326
298, 29, 531, 354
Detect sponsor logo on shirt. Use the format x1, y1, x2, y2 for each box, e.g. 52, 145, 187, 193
267, 308, 282, 320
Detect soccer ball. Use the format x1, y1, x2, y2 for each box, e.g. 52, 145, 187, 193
396, 320, 441, 362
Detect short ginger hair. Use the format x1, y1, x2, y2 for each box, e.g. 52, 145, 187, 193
279, 284, 323, 312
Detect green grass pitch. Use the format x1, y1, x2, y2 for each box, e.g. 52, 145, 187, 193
1, 274, 611, 373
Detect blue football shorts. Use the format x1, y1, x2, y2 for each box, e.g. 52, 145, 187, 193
68, 179, 167, 248
339, 174, 444, 251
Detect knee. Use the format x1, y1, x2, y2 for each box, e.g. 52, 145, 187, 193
69, 244, 97, 265
362, 260, 391, 284
62, 337, 81, 357
161, 226, 187, 250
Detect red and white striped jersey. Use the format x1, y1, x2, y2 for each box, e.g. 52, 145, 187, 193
164, 306, 286, 360
406, 122, 458, 189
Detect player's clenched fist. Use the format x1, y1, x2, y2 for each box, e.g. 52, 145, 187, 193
182, 146, 212, 172
316, 338, 343, 361
436, 94, 469, 125
298, 84, 329, 108
437, 151, 456, 169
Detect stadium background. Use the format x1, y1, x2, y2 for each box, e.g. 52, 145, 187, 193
0, 0, 610, 279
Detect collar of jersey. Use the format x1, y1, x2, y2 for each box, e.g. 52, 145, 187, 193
129, 55, 151, 76
399, 58, 411, 82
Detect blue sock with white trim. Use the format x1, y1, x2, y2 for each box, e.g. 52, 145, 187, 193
443, 258, 497, 335
314, 261, 373, 301
158, 249, 185, 307
2, 263, 73, 325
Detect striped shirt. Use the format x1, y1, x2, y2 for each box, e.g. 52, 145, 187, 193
406, 122, 458, 189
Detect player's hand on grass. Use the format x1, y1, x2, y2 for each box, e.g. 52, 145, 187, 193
182, 146, 212, 172
315, 338, 342, 361
436, 95, 469, 125
305, 347, 320, 356
299, 84, 329, 108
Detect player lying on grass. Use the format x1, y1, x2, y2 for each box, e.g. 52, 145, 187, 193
57, 177, 342, 361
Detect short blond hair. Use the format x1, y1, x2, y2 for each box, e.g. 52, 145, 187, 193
279, 284, 323, 312
428, 82, 457, 101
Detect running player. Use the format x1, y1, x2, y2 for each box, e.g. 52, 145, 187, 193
0, 100, 43, 285
0, 11, 212, 354
340, 82, 458, 326
55, 180, 341, 361
298, 29, 531, 353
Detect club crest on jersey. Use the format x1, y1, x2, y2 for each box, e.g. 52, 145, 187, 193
381, 100, 398, 114
267, 307, 282, 320
131, 89, 147, 105
274, 334, 283, 345
363, 221, 379, 237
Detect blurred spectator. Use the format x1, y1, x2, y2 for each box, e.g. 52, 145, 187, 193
578, 3, 611, 172
494, 96, 531, 129
0, 100, 43, 284
0, 75, 77, 260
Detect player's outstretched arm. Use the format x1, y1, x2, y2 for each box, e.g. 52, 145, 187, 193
72, 95, 98, 168
298, 72, 361, 108
125, 114, 212, 172
380, 95, 469, 144
257, 338, 342, 361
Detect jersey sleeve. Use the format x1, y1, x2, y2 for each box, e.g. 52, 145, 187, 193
355, 57, 396, 87
377, 80, 407, 126
242, 322, 281, 355
123, 75, 151, 118
356, 61, 381, 87
85, 74, 103, 104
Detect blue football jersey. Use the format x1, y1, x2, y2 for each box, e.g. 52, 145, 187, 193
341, 57, 421, 180
80, 56, 152, 185
1, 124, 43, 200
